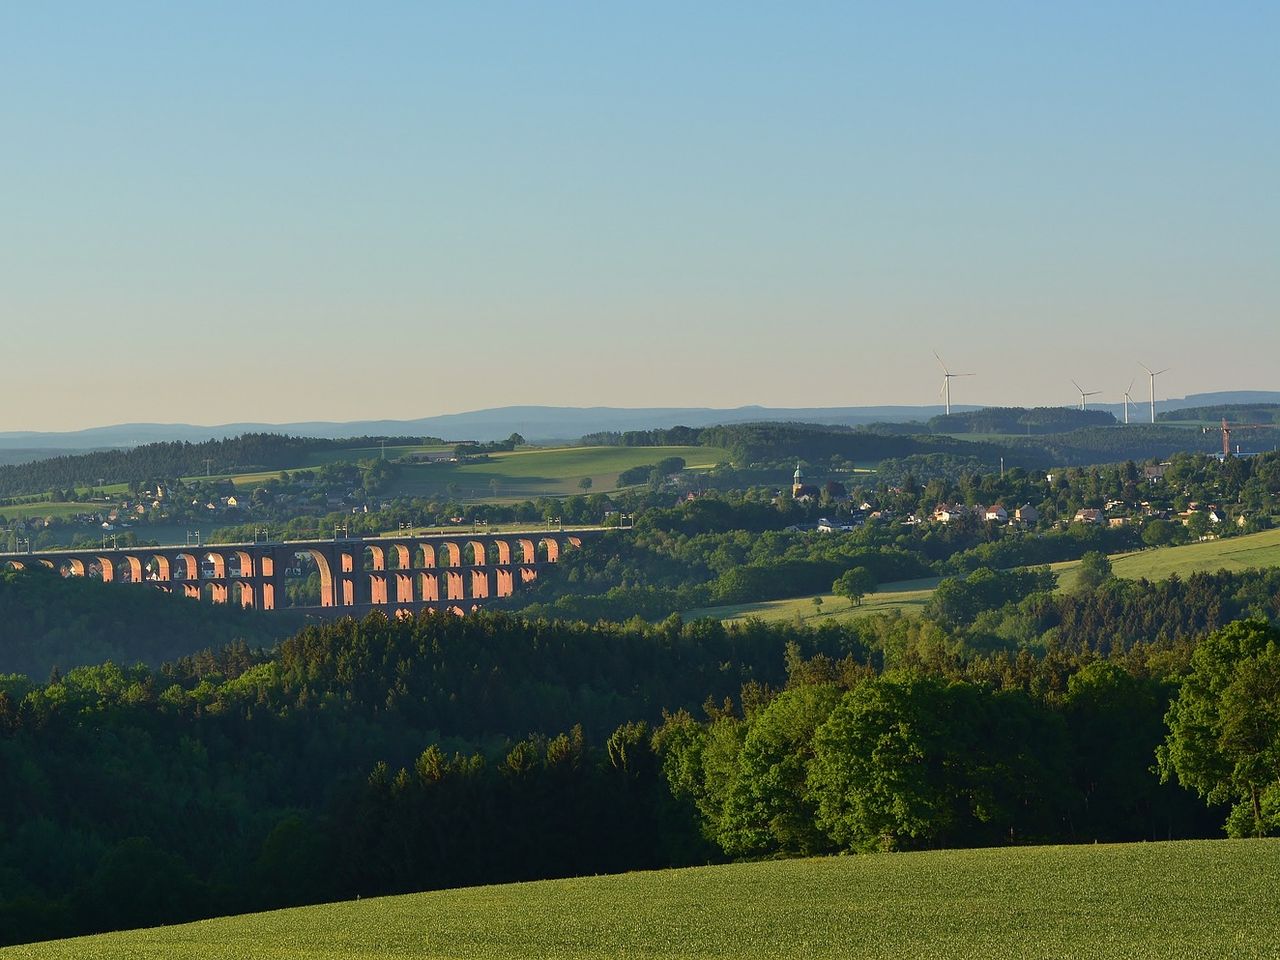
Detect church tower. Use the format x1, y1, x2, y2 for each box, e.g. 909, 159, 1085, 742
792, 462, 804, 497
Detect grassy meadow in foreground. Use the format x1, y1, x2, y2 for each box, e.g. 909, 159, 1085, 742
7, 840, 1277, 960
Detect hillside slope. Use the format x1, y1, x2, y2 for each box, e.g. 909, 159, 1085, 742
692, 527, 1280, 626
7, 840, 1278, 959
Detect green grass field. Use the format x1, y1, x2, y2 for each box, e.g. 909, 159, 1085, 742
379, 445, 729, 501
192, 444, 727, 501
8, 840, 1277, 959
0, 501, 97, 521
690, 527, 1280, 625
688, 576, 939, 624
1053, 526, 1280, 591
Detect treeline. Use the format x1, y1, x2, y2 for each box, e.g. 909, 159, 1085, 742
0, 433, 440, 498
582, 418, 1269, 474
0, 568, 296, 679
1008, 424, 1280, 464
583, 422, 1035, 470
4, 605, 1274, 945
928, 407, 1115, 435
1158, 403, 1280, 425
696, 423, 1035, 469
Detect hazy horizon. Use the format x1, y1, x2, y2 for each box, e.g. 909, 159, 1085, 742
4, 3, 1276, 431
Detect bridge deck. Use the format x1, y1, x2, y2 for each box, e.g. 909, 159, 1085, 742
0, 526, 614, 559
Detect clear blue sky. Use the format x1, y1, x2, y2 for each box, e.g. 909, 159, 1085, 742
2, 2, 1276, 430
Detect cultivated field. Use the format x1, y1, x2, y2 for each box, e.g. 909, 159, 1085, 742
7, 840, 1277, 959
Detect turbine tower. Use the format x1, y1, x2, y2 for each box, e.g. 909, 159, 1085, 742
934, 352, 973, 417
1071, 379, 1101, 411
1139, 362, 1169, 424
1122, 379, 1136, 425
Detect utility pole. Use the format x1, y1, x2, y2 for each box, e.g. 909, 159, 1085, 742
204, 458, 214, 477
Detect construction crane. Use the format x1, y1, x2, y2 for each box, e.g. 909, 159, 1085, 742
1205, 418, 1269, 458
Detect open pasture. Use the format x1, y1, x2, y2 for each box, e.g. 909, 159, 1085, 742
386, 445, 728, 500
1053, 525, 1280, 590
0, 501, 98, 522
688, 576, 938, 624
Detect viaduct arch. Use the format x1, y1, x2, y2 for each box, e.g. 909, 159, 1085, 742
1, 529, 600, 617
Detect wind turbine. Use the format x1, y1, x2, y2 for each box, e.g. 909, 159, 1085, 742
1139, 362, 1169, 424
934, 352, 974, 416
1071, 379, 1101, 411
1122, 379, 1136, 424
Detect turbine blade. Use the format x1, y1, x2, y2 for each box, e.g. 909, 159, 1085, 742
1071, 379, 1082, 392
933, 351, 949, 374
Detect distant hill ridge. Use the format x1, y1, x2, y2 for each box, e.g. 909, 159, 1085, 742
4, 391, 1279, 451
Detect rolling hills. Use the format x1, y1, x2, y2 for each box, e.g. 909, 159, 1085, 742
5, 392, 1279, 451
6, 840, 1276, 959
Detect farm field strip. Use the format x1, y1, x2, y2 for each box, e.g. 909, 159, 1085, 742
8, 840, 1277, 959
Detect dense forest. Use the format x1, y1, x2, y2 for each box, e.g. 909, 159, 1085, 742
1158, 403, 1280, 425
2, 602, 1276, 945
926, 407, 1115, 434
0, 568, 298, 679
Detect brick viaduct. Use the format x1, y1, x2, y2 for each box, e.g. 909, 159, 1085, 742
0, 528, 606, 617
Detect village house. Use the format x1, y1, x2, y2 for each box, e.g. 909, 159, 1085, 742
984, 504, 1008, 523
933, 503, 971, 524
1074, 508, 1105, 524
817, 517, 856, 533
1014, 503, 1039, 524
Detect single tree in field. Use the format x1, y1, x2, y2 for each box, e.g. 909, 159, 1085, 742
578, 477, 593, 491
832, 567, 876, 606
811, 596, 824, 615
1074, 550, 1113, 592
1158, 619, 1280, 837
